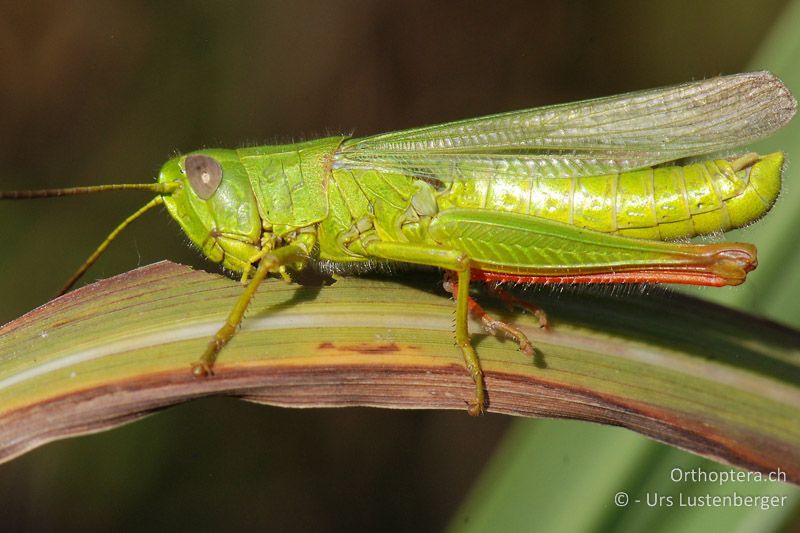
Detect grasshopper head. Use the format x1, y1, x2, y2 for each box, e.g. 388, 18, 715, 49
158, 149, 262, 272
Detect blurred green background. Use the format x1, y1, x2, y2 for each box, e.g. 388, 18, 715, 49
0, 1, 798, 531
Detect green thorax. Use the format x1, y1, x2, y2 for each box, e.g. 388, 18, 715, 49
237, 137, 345, 235
319, 167, 439, 263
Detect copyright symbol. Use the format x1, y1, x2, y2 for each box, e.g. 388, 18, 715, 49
614, 491, 629, 507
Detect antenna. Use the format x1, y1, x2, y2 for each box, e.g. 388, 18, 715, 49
1, 181, 180, 294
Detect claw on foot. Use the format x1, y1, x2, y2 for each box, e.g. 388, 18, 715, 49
480, 316, 534, 356
468, 296, 535, 356
191, 362, 214, 378
468, 399, 484, 417
487, 282, 550, 329
191, 327, 233, 378
443, 272, 539, 357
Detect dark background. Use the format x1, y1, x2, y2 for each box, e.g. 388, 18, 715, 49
0, 1, 792, 530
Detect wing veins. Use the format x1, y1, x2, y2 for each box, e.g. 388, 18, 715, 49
334, 72, 796, 181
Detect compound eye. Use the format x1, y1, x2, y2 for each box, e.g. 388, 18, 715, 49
184, 154, 222, 199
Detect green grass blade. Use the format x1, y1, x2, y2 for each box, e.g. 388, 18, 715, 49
451, 420, 798, 533
0, 261, 797, 479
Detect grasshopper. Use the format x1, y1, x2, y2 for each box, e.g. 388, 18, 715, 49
2, 72, 795, 414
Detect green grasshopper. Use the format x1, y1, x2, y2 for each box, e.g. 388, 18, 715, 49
1, 72, 795, 415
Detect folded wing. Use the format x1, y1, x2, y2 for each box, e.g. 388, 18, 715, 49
334, 71, 796, 181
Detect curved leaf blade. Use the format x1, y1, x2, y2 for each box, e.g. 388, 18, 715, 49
0, 261, 797, 479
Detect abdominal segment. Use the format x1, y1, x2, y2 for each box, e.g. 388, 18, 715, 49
437, 152, 783, 241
